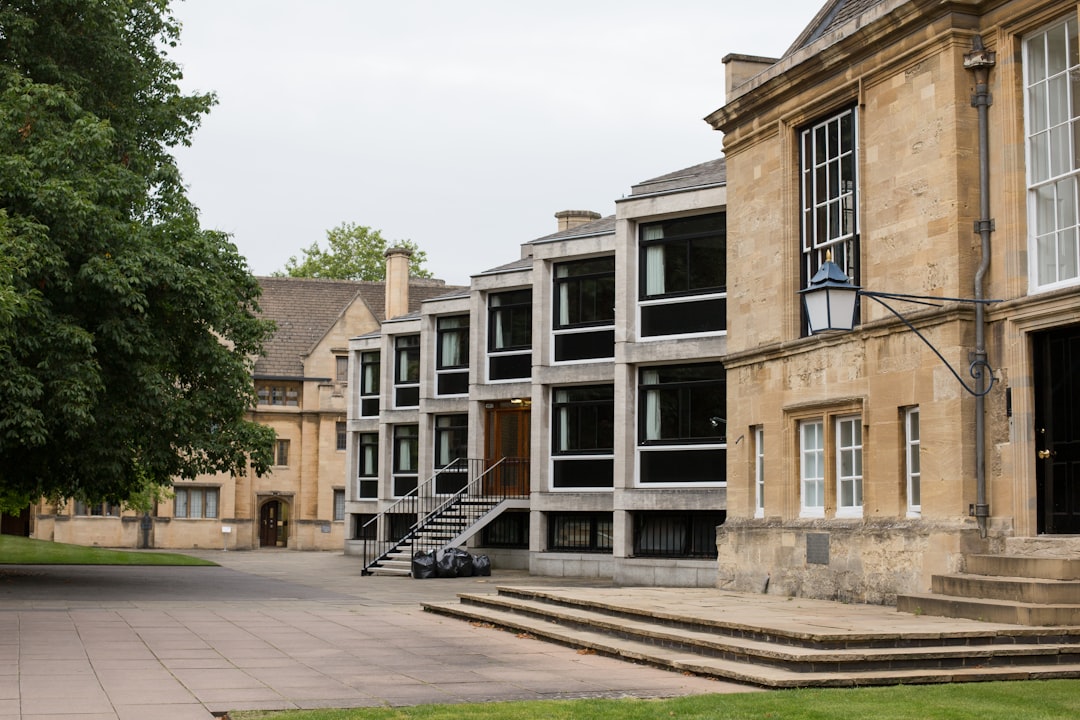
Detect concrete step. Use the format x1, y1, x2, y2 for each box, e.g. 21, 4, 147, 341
423, 595, 1080, 688
897, 593, 1080, 626
932, 573, 1080, 605
966, 554, 1080, 580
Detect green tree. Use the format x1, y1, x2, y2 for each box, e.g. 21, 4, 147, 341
0, 1, 275, 512
282, 222, 433, 280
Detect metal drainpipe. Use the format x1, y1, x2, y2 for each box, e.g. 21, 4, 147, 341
964, 36, 996, 539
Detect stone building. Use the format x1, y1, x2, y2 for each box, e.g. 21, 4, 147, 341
347, 158, 729, 587
707, 0, 1080, 604
34, 269, 458, 550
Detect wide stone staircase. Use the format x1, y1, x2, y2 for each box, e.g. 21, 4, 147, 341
896, 543, 1080, 626
423, 584, 1080, 688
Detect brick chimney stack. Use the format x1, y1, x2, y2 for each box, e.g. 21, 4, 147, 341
384, 247, 413, 320
555, 210, 601, 232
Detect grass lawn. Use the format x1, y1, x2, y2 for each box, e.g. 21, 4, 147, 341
0, 534, 216, 566
230, 680, 1080, 720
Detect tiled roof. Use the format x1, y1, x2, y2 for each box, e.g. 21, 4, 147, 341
475, 256, 534, 276
254, 276, 462, 378
628, 157, 727, 197
529, 215, 617, 244
784, 0, 886, 57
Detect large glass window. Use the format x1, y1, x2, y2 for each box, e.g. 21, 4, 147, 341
434, 414, 468, 495
905, 407, 921, 517
392, 424, 419, 497
359, 351, 380, 417
357, 432, 378, 499
488, 289, 532, 380
436, 315, 469, 395
1025, 16, 1080, 290
554, 256, 616, 361
394, 335, 420, 408
551, 385, 614, 489
801, 107, 858, 332
639, 213, 726, 337
555, 257, 615, 327
638, 362, 726, 484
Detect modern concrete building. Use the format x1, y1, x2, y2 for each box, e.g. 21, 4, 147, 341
347, 159, 730, 587
34, 272, 459, 550
707, 0, 1080, 607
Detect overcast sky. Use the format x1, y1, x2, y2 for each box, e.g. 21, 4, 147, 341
170, 1, 821, 286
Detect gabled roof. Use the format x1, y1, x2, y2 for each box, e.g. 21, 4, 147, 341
784, 0, 886, 58
628, 157, 726, 198
254, 276, 461, 378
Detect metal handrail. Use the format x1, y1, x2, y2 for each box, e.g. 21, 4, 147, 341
359, 457, 529, 574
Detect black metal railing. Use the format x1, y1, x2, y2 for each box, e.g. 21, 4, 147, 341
360, 457, 529, 574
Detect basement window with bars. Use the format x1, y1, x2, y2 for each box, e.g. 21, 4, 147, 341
480, 510, 529, 548
547, 512, 613, 553
632, 511, 724, 559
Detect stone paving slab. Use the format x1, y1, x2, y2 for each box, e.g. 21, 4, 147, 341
0, 551, 750, 719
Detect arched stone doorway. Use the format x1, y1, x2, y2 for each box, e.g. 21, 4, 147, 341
259, 498, 290, 548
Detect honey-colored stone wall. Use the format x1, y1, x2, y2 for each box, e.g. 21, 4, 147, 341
710, 2, 1072, 601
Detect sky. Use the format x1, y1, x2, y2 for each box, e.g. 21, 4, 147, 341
170, 1, 822, 286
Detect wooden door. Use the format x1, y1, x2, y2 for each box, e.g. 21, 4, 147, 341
260, 500, 288, 547
484, 405, 530, 495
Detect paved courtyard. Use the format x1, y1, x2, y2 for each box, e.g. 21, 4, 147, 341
0, 550, 751, 719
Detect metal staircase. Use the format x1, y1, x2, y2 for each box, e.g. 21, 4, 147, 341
359, 457, 529, 576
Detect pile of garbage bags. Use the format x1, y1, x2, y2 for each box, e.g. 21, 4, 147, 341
411, 547, 491, 579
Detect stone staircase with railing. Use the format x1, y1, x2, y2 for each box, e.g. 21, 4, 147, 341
360, 457, 529, 576
897, 538, 1080, 626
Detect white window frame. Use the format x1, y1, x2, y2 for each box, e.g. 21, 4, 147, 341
754, 426, 765, 519
1024, 15, 1080, 292
905, 407, 921, 518
800, 419, 825, 518
835, 415, 863, 518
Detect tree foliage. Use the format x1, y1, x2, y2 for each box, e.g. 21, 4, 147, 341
282, 222, 433, 280
0, 1, 276, 512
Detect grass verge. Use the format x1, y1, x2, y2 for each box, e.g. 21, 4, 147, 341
229, 680, 1080, 720
0, 534, 216, 566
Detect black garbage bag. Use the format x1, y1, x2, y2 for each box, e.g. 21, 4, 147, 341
435, 550, 459, 578
411, 550, 437, 579
448, 547, 474, 577
472, 553, 492, 577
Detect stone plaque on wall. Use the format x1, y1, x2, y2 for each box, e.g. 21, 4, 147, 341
806, 533, 830, 565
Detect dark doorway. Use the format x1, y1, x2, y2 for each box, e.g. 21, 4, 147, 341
259, 499, 289, 547
1034, 326, 1080, 534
